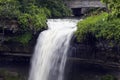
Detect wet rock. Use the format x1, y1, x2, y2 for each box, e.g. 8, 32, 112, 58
70, 36, 120, 68
0, 76, 4, 80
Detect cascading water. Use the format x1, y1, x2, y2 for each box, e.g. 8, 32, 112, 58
29, 19, 78, 80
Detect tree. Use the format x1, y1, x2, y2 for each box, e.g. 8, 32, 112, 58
0, 0, 21, 19
36, 0, 71, 17
101, 0, 120, 18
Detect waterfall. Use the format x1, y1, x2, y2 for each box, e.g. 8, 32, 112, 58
28, 19, 78, 80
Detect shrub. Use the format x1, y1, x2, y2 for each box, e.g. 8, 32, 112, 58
0, 0, 21, 19
76, 12, 108, 41
101, 0, 120, 18
15, 32, 32, 44
7, 32, 33, 44
76, 12, 120, 44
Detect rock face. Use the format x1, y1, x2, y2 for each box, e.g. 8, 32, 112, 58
1, 32, 120, 61
0, 43, 33, 53
70, 35, 120, 68
66, 35, 120, 80
0, 20, 41, 56
0, 28, 120, 69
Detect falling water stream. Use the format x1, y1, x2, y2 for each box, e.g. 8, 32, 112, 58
28, 19, 78, 80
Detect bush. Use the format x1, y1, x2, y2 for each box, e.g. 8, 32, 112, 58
7, 32, 33, 44
15, 32, 32, 44
76, 12, 120, 44
18, 6, 49, 32
0, 0, 21, 19
76, 12, 108, 41
101, 0, 120, 18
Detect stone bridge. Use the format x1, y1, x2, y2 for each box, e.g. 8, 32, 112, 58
64, 0, 106, 16
64, 0, 106, 8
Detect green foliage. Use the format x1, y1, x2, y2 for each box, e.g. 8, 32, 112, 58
18, 5, 49, 32
18, 0, 36, 12
0, 0, 71, 44
6, 32, 32, 44
18, 3, 50, 32
101, 0, 120, 18
0, 0, 71, 32
0, 0, 50, 32
15, 32, 32, 44
95, 18, 120, 41
18, 13, 30, 29
76, 12, 120, 43
76, 0, 120, 44
37, 0, 72, 17
0, 0, 21, 19
101, 75, 117, 80
76, 12, 108, 41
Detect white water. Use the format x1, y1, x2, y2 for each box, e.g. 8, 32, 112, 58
29, 19, 78, 80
